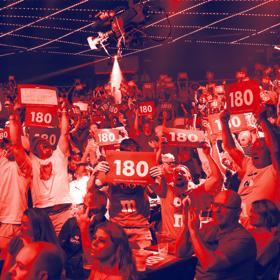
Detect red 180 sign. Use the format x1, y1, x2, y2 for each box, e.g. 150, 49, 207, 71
138, 101, 155, 117
208, 113, 256, 138
25, 106, 58, 128
0, 128, 9, 141
163, 128, 205, 147
28, 126, 60, 148
105, 151, 157, 184
226, 81, 260, 114
96, 128, 120, 146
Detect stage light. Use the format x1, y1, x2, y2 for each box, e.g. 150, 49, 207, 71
110, 55, 123, 104
274, 45, 280, 51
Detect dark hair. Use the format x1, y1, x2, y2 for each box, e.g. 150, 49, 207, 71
92, 221, 137, 280
23, 208, 60, 247
251, 199, 280, 231
120, 138, 140, 152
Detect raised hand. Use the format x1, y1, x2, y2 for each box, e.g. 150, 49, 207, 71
219, 110, 230, 124
187, 206, 200, 232
92, 161, 110, 175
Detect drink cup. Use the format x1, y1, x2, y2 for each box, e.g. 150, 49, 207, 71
132, 249, 149, 272
156, 232, 170, 257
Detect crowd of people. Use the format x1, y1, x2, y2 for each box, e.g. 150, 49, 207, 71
0, 62, 280, 280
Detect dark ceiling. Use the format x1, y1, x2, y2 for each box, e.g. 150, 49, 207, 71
0, 0, 279, 85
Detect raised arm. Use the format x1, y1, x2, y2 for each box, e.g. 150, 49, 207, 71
209, 135, 226, 174
9, 111, 32, 177
259, 109, 280, 177
58, 105, 70, 156
201, 142, 223, 194
220, 111, 244, 169
149, 166, 167, 198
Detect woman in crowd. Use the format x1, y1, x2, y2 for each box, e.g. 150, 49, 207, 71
84, 221, 137, 280
0, 208, 62, 280
248, 199, 280, 279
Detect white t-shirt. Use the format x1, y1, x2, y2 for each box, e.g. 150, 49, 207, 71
238, 157, 280, 220
0, 157, 29, 224
69, 175, 89, 204
30, 146, 72, 208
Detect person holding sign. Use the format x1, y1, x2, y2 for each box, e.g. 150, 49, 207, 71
91, 138, 160, 250
149, 142, 223, 245
0, 110, 32, 263
29, 102, 73, 235
220, 109, 280, 228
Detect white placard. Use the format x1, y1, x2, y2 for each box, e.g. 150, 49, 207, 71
19, 87, 58, 106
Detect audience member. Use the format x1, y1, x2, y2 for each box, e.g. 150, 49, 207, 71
176, 190, 257, 279
9, 242, 64, 280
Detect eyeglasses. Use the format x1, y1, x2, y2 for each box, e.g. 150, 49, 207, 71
211, 202, 239, 211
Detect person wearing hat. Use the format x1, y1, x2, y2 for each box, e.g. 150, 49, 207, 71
176, 190, 257, 280
0, 112, 32, 263
29, 106, 73, 235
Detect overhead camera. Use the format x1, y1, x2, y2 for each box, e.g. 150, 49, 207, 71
87, 1, 150, 56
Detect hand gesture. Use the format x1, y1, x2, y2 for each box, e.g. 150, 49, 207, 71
93, 161, 110, 175
149, 166, 163, 184
220, 110, 230, 124
187, 206, 200, 232
201, 141, 211, 156
76, 207, 91, 230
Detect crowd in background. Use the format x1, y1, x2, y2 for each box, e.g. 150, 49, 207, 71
0, 62, 279, 280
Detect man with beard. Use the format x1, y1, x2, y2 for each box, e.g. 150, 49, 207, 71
0, 112, 32, 262
149, 143, 223, 244
176, 190, 256, 280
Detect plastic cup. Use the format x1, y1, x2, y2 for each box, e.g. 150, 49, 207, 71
132, 249, 148, 272
156, 232, 170, 257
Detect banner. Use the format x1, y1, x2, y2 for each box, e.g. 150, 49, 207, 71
163, 128, 205, 147
18, 84, 58, 106
138, 101, 155, 117
96, 128, 120, 146
226, 80, 260, 114
28, 126, 60, 148
73, 102, 88, 112
25, 106, 58, 128
105, 151, 156, 184
0, 127, 9, 142
208, 113, 256, 138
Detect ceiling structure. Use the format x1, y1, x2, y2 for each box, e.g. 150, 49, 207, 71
0, 0, 279, 84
